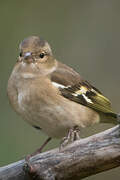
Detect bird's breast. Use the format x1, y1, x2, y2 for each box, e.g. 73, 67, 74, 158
16, 85, 100, 138
8, 74, 100, 138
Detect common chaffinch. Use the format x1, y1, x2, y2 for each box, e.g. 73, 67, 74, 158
7, 36, 119, 155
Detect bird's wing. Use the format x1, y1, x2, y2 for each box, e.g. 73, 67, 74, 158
60, 81, 114, 115
51, 61, 82, 86
51, 61, 115, 117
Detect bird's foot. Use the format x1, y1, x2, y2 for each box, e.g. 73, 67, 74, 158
24, 153, 40, 176
60, 126, 80, 150
24, 137, 52, 175
23, 161, 40, 180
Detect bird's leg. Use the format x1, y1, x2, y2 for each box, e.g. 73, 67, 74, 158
24, 137, 52, 174
25, 137, 52, 162
60, 126, 80, 150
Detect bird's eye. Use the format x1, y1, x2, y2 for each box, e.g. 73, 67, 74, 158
19, 52, 22, 57
39, 53, 45, 58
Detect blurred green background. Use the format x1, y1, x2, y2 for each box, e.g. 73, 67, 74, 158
0, 0, 120, 179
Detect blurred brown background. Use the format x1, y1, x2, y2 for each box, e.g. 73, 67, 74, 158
0, 0, 120, 179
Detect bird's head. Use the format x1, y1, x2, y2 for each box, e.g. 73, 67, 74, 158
16, 36, 57, 77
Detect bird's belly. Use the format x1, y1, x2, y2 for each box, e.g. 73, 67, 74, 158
17, 91, 100, 138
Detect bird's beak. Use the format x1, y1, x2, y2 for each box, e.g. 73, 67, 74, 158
24, 52, 32, 59
24, 52, 33, 63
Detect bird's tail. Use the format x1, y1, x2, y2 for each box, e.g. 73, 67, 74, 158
106, 112, 120, 125
117, 114, 120, 123
102, 112, 120, 125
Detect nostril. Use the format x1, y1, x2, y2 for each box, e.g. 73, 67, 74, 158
24, 52, 32, 59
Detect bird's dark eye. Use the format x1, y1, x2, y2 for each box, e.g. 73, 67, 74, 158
39, 53, 45, 58
19, 52, 22, 57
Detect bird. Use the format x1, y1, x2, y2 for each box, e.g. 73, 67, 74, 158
7, 36, 120, 157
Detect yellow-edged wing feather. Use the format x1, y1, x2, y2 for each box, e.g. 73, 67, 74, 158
87, 90, 113, 113
60, 81, 116, 117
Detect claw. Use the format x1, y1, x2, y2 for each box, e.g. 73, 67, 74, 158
60, 126, 80, 150
24, 137, 52, 175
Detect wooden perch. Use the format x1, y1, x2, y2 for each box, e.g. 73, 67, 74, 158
0, 125, 120, 180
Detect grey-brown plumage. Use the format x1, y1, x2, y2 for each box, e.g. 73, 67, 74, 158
20, 36, 46, 49
51, 61, 82, 86
7, 36, 118, 143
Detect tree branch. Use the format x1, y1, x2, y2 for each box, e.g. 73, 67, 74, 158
0, 125, 120, 180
